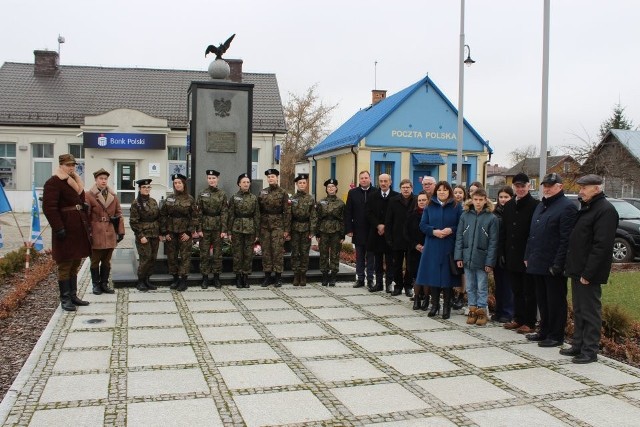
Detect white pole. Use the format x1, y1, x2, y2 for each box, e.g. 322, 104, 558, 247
539, 0, 551, 194
456, 0, 466, 186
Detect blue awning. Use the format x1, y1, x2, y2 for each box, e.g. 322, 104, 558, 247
412, 153, 445, 166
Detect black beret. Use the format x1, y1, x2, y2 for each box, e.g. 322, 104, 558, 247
324, 178, 338, 187
512, 173, 530, 184
265, 168, 280, 176
237, 173, 251, 185
136, 179, 152, 186
294, 173, 309, 182
171, 173, 187, 181
576, 174, 603, 185
541, 173, 563, 185
205, 169, 220, 177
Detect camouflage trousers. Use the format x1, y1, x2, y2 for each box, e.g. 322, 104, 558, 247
199, 229, 223, 274
319, 232, 342, 273
135, 237, 159, 278
165, 233, 192, 276
232, 233, 255, 274
260, 227, 284, 272
290, 230, 312, 273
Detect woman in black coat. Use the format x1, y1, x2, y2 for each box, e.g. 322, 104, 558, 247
404, 191, 428, 309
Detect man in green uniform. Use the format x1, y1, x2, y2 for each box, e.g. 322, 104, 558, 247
316, 179, 345, 286
196, 169, 228, 289
258, 168, 291, 288
129, 179, 160, 292
228, 173, 260, 288
290, 173, 317, 286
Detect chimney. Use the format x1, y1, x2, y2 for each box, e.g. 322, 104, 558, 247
225, 59, 243, 83
34, 50, 59, 76
372, 89, 387, 106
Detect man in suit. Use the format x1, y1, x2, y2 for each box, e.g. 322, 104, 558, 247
366, 173, 398, 292
345, 171, 376, 288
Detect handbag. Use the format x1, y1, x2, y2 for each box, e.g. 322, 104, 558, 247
449, 254, 464, 276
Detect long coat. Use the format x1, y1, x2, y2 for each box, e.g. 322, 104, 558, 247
564, 192, 619, 284
415, 197, 462, 288
42, 169, 91, 262
500, 192, 539, 272
344, 185, 376, 245
385, 193, 415, 250
86, 185, 125, 249
366, 189, 399, 252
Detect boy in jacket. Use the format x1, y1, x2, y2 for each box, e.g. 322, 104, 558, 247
455, 189, 499, 326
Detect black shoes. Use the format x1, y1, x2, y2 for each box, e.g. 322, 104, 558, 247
391, 287, 403, 296
405, 288, 414, 298
262, 273, 272, 287
366, 279, 374, 289
538, 339, 562, 347
526, 333, 545, 342
353, 280, 365, 288
559, 346, 581, 356
572, 354, 597, 364
369, 284, 383, 293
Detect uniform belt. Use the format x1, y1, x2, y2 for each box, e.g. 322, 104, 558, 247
235, 213, 254, 218
293, 217, 309, 222
98, 217, 110, 222
138, 219, 156, 223
203, 211, 221, 216
61, 204, 82, 212
263, 211, 283, 215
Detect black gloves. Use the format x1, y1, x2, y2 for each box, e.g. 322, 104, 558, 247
117, 234, 124, 243
56, 229, 66, 240
549, 265, 563, 276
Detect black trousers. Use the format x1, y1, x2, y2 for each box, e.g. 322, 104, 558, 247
507, 270, 537, 328
571, 277, 602, 358
532, 274, 567, 342
392, 250, 411, 289
374, 249, 394, 285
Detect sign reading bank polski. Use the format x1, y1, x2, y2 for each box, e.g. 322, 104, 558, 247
83, 133, 166, 150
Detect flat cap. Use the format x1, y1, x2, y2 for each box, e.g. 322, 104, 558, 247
206, 169, 220, 177
265, 168, 280, 176
58, 154, 76, 165
93, 168, 110, 178
541, 172, 563, 185
237, 173, 251, 185
136, 179, 152, 186
512, 173, 530, 184
171, 173, 187, 181
324, 178, 338, 187
294, 173, 309, 182
576, 174, 603, 185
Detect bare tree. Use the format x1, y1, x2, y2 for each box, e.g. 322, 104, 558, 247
509, 145, 539, 168
280, 85, 338, 189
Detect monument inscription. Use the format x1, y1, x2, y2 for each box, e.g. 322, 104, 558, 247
207, 131, 237, 153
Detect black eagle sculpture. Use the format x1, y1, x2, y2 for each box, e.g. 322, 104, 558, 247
205, 34, 236, 59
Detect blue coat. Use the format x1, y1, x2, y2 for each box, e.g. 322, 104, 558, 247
454, 205, 499, 270
415, 197, 462, 288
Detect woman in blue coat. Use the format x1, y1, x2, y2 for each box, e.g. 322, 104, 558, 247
416, 181, 463, 319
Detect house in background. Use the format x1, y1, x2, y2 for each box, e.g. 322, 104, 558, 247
504, 154, 581, 194
305, 75, 493, 198
580, 129, 640, 198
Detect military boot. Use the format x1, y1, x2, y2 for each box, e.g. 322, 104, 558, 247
201, 275, 209, 289
177, 276, 189, 292
213, 273, 222, 289
69, 275, 90, 306
321, 272, 329, 286
242, 274, 250, 288
136, 275, 149, 292
261, 272, 272, 287
293, 271, 300, 287
91, 268, 102, 295
169, 274, 180, 289
274, 272, 282, 288
99, 266, 115, 294
300, 271, 307, 287
145, 276, 157, 290
236, 274, 243, 289
58, 280, 76, 312
329, 271, 337, 287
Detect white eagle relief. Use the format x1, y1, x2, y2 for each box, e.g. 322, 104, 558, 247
214, 98, 231, 117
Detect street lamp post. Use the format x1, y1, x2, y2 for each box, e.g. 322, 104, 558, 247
456, 0, 475, 186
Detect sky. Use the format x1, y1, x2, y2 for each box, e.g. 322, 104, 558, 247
3, 0, 639, 167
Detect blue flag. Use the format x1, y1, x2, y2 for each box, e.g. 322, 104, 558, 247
31, 184, 43, 251
0, 184, 11, 214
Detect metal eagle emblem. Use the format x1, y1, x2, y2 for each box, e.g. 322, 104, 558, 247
214, 98, 231, 117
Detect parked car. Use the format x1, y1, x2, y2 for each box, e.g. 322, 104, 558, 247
623, 198, 640, 210
566, 194, 640, 263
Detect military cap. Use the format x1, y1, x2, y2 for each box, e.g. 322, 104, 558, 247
237, 173, 251, 185
93, 168, 110, 178
136, 179, 152, 186
294, 173, 309, 182
205, 169, 220, 177
324, 178, 338, 187
541, 172, 563, 185
171, 173, 187, 181
58, 153, 77, 165
576, 174, 603, 185
265, 168, 280, 176
512, 173, 530, 184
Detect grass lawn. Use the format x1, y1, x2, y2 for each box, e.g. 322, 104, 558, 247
568, 271, 640, 321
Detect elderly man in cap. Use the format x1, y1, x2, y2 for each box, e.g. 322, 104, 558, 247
258, 168, 291, 287
228, 173, 260, 288
86, 168, 125, 295
524, 173, 577, 347
316, 178, 345, 286
500, 172, 539, 334
42, 154, 92, 311
196, 169, 228, 289
290, 173, 317, 286
561, 175, 618, 363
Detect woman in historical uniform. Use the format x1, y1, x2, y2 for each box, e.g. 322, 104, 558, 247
316, 179, 345, 287
129, 179, 160, 292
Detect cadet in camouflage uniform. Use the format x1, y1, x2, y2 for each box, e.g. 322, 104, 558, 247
290, 173, 317, 286
129, 179, 160, 292
228, 173, 260, 288
159, 174, 199, 291
196, 169, 228, 289
258, 168, 291, 288
316, 179, 345, 286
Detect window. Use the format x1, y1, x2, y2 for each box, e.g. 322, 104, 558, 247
530, 178, 538, 188
563, 161, 571, 173
0, 143, 16, 189
168, 146, 187, 187
374, 161, 394, 181
68, 144, 85, 180
251, 148, 259, 179
32, 143, 54, 188
330, 157, 336, 179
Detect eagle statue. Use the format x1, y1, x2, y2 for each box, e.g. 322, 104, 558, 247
205, 34, 236, 59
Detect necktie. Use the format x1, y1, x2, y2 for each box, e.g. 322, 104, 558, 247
383, 193, 387, 199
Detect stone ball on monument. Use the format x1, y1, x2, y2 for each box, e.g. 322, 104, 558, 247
208, 59, 230, 80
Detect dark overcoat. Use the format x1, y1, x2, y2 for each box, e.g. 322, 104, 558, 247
344, 185, 376, 245
500, 192, 539, 272
366, 189, 399, 252
385, 193, 415, 250
86, 185, 124, 249
42, 170, 91, 262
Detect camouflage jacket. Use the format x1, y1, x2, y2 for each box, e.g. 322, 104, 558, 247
258, 184, 291, 232
290, 190, 317, 234
196, 186, 228, 233
129, 196, 160, 239
316, 195, 345, 235
159, 192, 199, 234
228, 190, 260, 235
